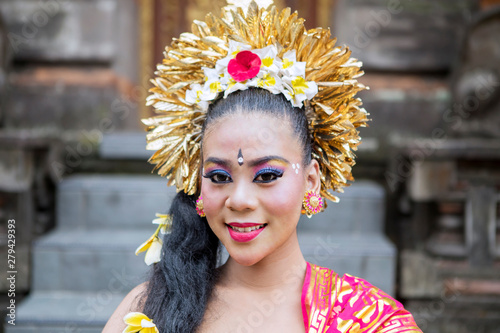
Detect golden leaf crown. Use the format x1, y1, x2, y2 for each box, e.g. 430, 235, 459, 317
142, 0, 369, 204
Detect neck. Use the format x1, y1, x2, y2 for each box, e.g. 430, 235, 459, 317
220, 232, 307, 293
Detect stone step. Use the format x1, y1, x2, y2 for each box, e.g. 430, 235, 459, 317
31, 227, 394, 295
99, 132, 150, 160
7, 230, 396, 333
32, 228, 151, 293
4, 291, 125, 333
299, 232, 396, 296
57, 175, 386, 233
57, 175, 176, 230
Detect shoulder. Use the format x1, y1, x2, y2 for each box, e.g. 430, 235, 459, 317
305, 263, 422, 332
102, 282, 148, 333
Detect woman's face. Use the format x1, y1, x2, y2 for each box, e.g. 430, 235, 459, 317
201, 112, 320, 266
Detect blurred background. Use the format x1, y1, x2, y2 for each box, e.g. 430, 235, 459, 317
0, 0, 499, 332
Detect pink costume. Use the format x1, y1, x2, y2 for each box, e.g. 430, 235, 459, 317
302, 262, 422, 333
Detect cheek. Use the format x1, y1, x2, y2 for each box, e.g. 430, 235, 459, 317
261, 176, 304, 215
200, 179, 225, 216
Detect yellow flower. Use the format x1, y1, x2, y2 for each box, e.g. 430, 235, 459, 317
123, 312, 159, 333
228, 78, 237, 88
231, 47, 241, 57
152, 213, 172, 234
257, 73, 276, 88
195, 90, 203, 103
209, 81, 222, 93
262, 56, 274, 67
135, 232, 163, 266
291, 76, 309, 94
282, 57, 294, 69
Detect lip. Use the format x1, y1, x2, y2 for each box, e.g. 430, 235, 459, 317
226, 223, 267, 242
227, 222, 263, 227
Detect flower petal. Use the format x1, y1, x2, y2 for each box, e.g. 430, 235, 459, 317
123, 312, 150, 326
123, 325, 140, 333
228, 40, 252, 57
144, 237, 163, 265
141, 319, 156, 328
185, 83, 204, 104
228, 50, 261, 82
135, 235, 154, 255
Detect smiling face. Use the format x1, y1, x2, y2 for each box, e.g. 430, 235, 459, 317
201, 112, 320, 266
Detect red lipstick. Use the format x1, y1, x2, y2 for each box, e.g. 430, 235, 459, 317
226, 223, 267, 242
228, 222, 262, 227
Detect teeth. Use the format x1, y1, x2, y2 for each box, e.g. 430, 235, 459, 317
229, 225, 265, 232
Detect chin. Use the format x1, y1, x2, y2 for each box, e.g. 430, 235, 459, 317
224, 243, 270, 267
228, 253, 265, 267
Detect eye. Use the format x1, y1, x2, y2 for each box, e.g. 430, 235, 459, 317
254, 167, 284, 183
203, 170, 232, 183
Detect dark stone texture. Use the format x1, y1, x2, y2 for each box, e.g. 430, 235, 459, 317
0, 0, 117, 62
407, 298, 500, 333
335, 0, 477, 71
4, 67, 140, 131
465, 186, 497, 267
448, 7, 500, 138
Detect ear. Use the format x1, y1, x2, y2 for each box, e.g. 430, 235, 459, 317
305, 159, 321, 193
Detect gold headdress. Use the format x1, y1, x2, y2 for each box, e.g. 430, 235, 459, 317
142, 0, 369, 204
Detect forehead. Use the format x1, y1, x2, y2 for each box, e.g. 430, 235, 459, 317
202, 113, 300, 160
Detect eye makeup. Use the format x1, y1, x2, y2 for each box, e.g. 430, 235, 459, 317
202, 156, 289, 184
252, 159, 288, 174
203, 161, 232, 183
252, 159, 287, 183
253, 166, 284, 183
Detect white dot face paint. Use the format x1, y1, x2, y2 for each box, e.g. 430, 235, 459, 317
292, 163, 300, 174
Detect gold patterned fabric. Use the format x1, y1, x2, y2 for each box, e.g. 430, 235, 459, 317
302, 263, 423, 333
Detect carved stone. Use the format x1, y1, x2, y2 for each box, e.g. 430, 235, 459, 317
335, 0, 477, 71
449, 7, 500, 138
0, 0, 117, 62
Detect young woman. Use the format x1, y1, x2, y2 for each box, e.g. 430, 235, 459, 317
104, 2, 423, 332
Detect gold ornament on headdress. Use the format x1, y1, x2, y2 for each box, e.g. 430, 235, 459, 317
142, 0, 369, 203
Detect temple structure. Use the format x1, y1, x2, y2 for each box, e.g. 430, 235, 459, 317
0, 1, 499, 332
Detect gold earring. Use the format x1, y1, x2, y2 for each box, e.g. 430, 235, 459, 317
196, 196, 206, 217
302, 190, 323, 218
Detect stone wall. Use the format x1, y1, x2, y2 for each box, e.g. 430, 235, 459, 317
0, 0, 143, 302
1, 1, 499, 332
0, 0, 141, 132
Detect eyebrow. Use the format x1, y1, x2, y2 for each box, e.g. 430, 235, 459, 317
203, 155, 290, 167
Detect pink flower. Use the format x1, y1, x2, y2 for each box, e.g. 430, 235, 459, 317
228, 51, 261, 82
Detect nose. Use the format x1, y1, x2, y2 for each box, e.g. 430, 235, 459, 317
225, 179, 258, 212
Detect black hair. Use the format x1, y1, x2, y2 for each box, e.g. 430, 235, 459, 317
142, 88, 312, 332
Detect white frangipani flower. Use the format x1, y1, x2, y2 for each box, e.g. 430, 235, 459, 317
282, 76, 318, 107
256, 72, 283, 94
224, 79, 250, 98
281, 50, 307, 78
186, 43, 318, 108
252, 45, 282, 74
185, 83, 217, 110
152, 213, 172, 234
